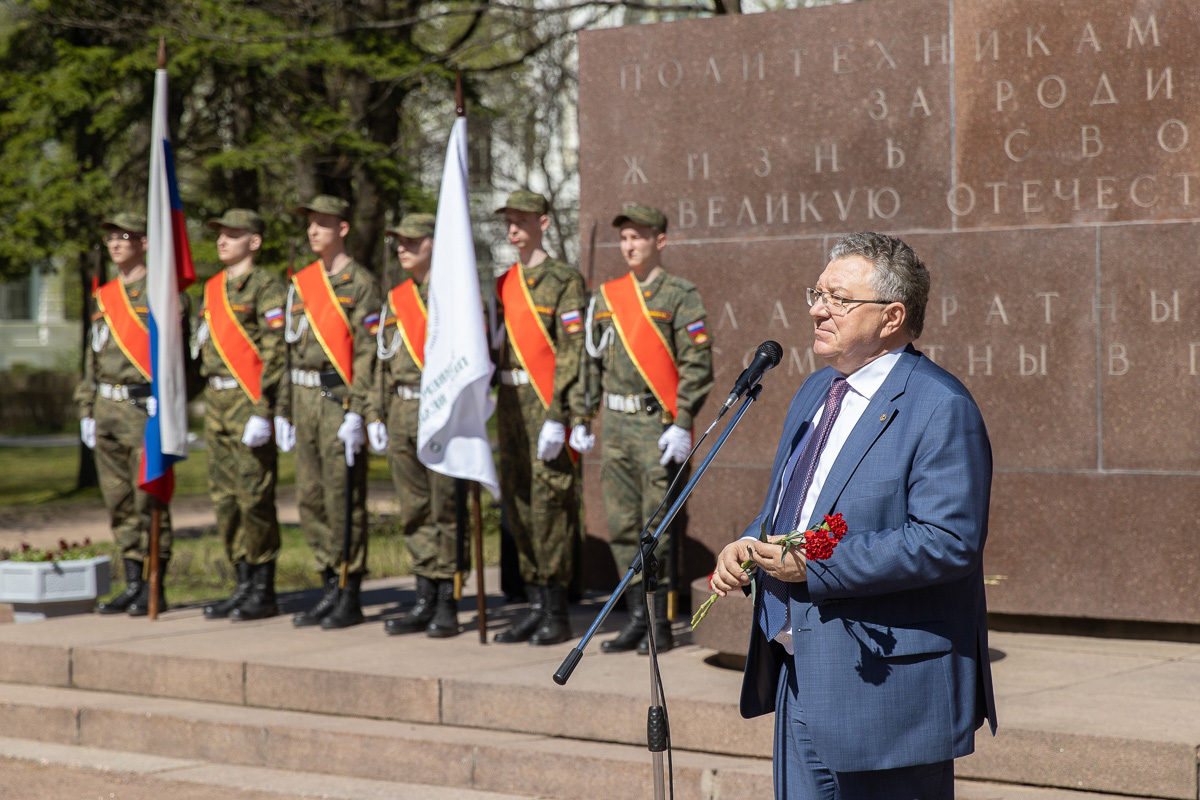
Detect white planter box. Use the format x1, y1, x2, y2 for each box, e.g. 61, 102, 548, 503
0, 556, 111, 621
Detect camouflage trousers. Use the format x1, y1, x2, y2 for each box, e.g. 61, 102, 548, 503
386, 391, 462, 581
203, 384, 280, 565
93, 395, 172, 560
293, 384, 369, 574
600, 409, 689, 590
496, 384, 578, 588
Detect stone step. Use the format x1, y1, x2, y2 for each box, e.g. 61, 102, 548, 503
0, 725, 1168, 800
0, 735, 548, 800
0, 681, 772, 799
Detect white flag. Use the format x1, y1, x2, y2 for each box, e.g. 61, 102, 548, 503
417, 117, 499, 499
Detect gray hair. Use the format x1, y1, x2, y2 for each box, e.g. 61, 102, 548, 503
829, 232, 929, 338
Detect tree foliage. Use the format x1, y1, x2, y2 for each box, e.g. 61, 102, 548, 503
0, 0, 796, 287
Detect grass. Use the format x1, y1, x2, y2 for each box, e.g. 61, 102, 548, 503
0, 445, 392, 507
0, 443, 501, 606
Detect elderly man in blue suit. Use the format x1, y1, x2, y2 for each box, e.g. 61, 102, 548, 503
710, 232, 997, 799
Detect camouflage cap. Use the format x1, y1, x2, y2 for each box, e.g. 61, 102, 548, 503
387, 213, 436, 239
296, 194, 350, 220
612, 205, 668, 233
100, 212, 147, 235
206, 208, 265, 235
494, 190, 548, 215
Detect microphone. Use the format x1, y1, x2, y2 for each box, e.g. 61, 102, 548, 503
723, 340, 783, 410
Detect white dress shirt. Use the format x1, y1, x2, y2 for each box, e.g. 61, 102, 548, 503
748, 347, 905, 653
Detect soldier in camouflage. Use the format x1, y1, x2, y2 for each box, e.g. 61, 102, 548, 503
578, 205, 713, 654
490, 190, 587, 646
366, 213, 464, 638
195, 209, 287, 622
280, 194, 381, 630
76, 212, 184, 617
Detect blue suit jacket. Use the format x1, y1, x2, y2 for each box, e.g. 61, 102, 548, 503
740, 346, 998, 773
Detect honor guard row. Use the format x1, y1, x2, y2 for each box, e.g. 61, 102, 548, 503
80, 192, 713, 653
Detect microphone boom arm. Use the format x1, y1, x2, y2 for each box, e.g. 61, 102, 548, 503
554, 381, 765, 685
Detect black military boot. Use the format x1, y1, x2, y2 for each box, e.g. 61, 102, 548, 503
320, 572, 365, 629
530, 584, 572, 646
127, 558, 168, 617
230, 561, 280, 621
384, 576, 437, 635
638, 589, 674, 655
204, 561, 252, 620
425, 579, 459, 639
494, 584, 545, 643
293, 568, 339, 628
97, 558, 144, 615
601, 589, 648, 653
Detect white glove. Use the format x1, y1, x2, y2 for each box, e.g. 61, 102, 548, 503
274, 416, 296, 453
536, 420, 567, 461
568, 424, 595, 454
241, 415, 273, 448
657, 425, 691, 466
367, 420, 389, 454
80, 417, 96, 449
338, 411, 366, 466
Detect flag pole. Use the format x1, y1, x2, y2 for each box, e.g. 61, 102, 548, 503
454, 69, 489, 643
147, 36, 168, 621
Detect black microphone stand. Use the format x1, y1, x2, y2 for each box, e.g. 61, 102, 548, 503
553, 382, 765, 800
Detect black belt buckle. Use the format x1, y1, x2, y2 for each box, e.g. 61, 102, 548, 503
127, 383, 153, 400
642, 393, 660, 416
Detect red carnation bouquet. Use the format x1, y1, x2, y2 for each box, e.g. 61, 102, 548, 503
690, 512, 848, 630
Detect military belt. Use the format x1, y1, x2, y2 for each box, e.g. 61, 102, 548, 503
292, 368, 347, 403
498, 369, 530, 386
208, 376, 240, 391
604, 391, 660, 415
98, 382, 152, 403
397, 384, 421, 400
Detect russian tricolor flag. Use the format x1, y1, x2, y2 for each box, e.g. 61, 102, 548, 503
139, 63, 195, 504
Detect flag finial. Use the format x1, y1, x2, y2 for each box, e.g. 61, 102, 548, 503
157, 38, 166, 69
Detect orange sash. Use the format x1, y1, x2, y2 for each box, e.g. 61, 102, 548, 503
497, 263, 556, 408
293, 261, 354, 385
204, 272, 264, 402
389, 279, 427, 370
95, 279, 152, 381
601, 272, 679, 419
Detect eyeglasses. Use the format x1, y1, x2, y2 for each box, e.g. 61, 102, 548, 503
105, 232, 133, 243
805, 287, 894, 313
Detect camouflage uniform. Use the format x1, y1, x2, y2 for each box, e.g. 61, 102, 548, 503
379, 278, 460, 581
281, 259, 381, 577
75, 274, 174, 563
198, 268, 287, 567
583, 268, 714, 589
493, 256, 587, 589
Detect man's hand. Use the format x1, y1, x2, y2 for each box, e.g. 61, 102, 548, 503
240, 415, 273, 448
711, 539, 755, 596
536, 420, 566, 461
80, 417, 96, 450
337, 412, 366, 466
657, 424, 690, 465
749, 534, 808, 583
367, 420, 388, 454
568, 424, 594, 453
274, 416, 296, 453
